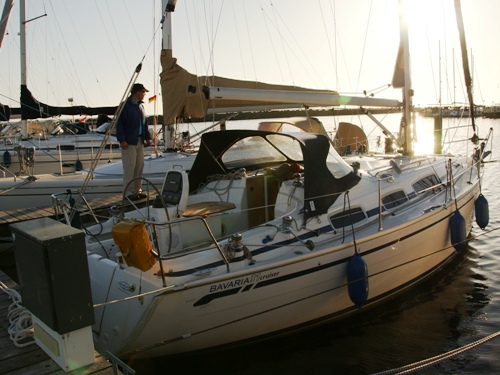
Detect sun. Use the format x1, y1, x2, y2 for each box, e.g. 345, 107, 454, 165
403, 0, 451, 50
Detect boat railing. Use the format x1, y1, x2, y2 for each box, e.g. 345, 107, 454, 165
442, 124, 475, 146
51, 190, 102, 227
0, 164, 20, 179
372, 156, 480, 231
442, 124, 494, 157
51, 190, 232, 280
148, 215, 231, 281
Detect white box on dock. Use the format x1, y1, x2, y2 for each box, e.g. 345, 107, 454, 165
32, 314, 95, 372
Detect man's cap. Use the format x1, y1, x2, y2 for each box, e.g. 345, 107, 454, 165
131, 83, 149, 94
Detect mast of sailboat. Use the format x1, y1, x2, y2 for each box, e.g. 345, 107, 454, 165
394, 0, 413, 156
454, 0, 476, 134
19, 0, 27, 135
19, 0, 47, 135
0, 0, 14, 50
161, 0, 176, 150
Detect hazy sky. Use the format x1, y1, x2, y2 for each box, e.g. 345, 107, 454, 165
1, 0, 499, 119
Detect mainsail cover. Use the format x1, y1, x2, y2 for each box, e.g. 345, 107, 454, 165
20, 85, 118, 120
160, 49, 339, 125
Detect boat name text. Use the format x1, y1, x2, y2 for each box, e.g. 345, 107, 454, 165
210, 271, 280, 292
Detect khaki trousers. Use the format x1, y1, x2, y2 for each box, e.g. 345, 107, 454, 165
121, 143, 145, 195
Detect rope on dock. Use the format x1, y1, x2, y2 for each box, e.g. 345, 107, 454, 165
0, 281, 35, 348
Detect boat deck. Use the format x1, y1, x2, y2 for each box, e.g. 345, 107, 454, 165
0, 270, 132, 374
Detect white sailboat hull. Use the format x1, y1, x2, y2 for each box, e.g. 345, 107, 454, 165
0, 152, 195, 210
1, 147, 122, 177
84, 140, 481, 359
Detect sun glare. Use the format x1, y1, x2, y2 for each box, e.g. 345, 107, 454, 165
404, 0, 450, 49
412, 116, 437, 155
413, 132, 435, 155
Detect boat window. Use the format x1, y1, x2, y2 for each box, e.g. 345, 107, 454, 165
266, 134, 303, 160
222, 135, 288, 169
326, 147, 354, 178
412, 175, 443, 194
329, 207, 366, 229
382, 190, 408, 209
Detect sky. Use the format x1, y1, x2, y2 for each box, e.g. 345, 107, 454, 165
1, 0, 500, 121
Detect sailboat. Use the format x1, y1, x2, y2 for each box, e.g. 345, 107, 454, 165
0, 0, 125, 179
0, 0, 202, 210
45, 0, 491, 360
0, 117, 125, 178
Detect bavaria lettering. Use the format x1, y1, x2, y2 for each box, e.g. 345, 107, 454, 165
209, 271, 280, 292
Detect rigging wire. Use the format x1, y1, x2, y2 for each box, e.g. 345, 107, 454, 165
270, 1, 294, 85
256, 3, 326, 88
356, 0, 373, 96
230, 2, 247, 80
242, 1, 258, 81
258, 1, 285, 84
98, 1, 130, 81
45, 0, 100, 106
319, 0, 337, 88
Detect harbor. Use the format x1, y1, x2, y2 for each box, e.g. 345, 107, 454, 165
1, 0, 500, 373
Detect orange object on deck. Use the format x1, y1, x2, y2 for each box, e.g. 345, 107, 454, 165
112, 219, 156, 272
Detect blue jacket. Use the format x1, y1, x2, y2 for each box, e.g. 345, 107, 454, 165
115, 97, 150, 145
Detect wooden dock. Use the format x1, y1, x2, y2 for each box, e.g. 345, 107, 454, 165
0, 270, 134, 374
0, 192, 160, 373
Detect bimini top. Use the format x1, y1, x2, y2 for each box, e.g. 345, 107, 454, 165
188, 130, 361, 219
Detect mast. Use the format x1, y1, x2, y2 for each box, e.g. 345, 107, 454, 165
161, 0, 177, 150
392, 0, 413, 155
161, 0, 176, 150
19, 0, 28, 135
0, 0, 14, 50
161, 0, 174, 51
399, 0, 413, 155
454, 0, 476, 133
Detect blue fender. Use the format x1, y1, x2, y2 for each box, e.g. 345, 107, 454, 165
475, 194, 489, 229
450, 210, 467, 252
2, 150, 11, 168
347, 253, 369, 307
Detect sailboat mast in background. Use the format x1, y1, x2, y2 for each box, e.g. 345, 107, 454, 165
19, 0, 27, 135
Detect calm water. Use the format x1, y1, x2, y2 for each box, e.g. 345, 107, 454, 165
130, 116, 500, 374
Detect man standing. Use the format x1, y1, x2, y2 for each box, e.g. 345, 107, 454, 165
116, 83, 151, 200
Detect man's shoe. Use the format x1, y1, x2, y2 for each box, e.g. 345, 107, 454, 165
136, 193, 147, 200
